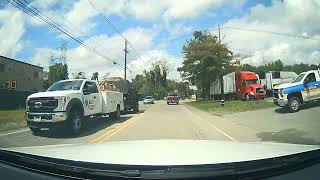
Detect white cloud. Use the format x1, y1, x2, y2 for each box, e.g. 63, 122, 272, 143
127, 0, 246, 22
217, 0, 320, 66
128, 50, 182, 80
0, 6, 26, 57
65, 0, 126, 34
28, 26, 182, 81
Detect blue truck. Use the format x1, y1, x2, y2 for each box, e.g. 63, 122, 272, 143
273, 70, 320, 112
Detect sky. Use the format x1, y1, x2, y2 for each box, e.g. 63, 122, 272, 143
0, 0, 319, 81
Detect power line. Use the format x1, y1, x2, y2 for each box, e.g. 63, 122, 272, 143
86, 0, 136, 51
223, 26, 320, 41
86, 0, 136, 72
38, 0, 130, 70
8, 0, 127, 69
33, 0, 131, 70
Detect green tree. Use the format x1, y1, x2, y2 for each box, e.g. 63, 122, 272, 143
48, 63, 68, 86
91, 72, 99, 80
178, 31, 233, 100
273, 59, 284, 71
131, 60, 170, 99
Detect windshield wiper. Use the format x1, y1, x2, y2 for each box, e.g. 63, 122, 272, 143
0, 148, 320, 179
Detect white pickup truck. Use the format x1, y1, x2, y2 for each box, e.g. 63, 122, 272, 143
273, 70, 320, 112
26, 79, 124, 135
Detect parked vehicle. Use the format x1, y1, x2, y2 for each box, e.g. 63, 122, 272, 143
106, 78, 139, 113
257, 71, 298, 95
143, 96, 154, 104
25, 79, 124, 135
273, 70, 320, 112
210, 71, 266, 100
167, 93, 180, 105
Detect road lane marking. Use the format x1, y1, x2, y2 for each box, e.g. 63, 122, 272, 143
88, 113, 143, 144
182, 106, 238, 142
0, 128, 30, 137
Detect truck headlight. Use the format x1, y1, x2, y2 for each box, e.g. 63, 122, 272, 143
26, 98, 29, 111
57, 96, 66, 103
56, 97, 66, 111
249, 91, 254, 95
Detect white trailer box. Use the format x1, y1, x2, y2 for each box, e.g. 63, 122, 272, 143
210, 72, 236, 96
259, 71, 297, 91
101, 90, 124, 114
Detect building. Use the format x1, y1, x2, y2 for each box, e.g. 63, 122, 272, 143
0, 56, 43, 92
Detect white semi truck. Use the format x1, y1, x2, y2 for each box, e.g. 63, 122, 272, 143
257, 71, 298, 93
25, 79, 124, 135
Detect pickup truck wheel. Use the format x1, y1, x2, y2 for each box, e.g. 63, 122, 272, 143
68, 109, 83, 135
288, 97, 301, 113
112, 106, 121, 120
30, 127, 41, 134
133, 105, 139, 113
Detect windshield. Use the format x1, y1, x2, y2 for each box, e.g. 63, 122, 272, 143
47, 80, 83, 91
168, 93, 178, 96
292, 73, 306, 83
1, 1, 320, 177
246, 80, 258, 85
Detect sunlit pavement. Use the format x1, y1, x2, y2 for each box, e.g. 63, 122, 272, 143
0, 100, 319, 148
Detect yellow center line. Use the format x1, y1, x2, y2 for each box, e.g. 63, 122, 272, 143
88, 113, 143, 144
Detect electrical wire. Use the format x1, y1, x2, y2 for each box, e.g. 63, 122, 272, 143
223, 26, 320, 41
86, 0, 136, 71
8, 0, 127, 69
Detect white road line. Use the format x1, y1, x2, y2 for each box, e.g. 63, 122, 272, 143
182, 106, 238, 142
0, 128, 30, 137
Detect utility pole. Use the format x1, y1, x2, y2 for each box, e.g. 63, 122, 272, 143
60, 40, 67, 65
123, 40, 128, 80
218, 24, 225, 102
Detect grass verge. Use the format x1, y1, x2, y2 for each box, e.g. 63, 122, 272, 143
0, 109, 26, 132
186, 100, 274, 116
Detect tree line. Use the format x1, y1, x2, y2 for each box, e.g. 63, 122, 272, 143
131, 61, 193, 100
241, 59, 319, 75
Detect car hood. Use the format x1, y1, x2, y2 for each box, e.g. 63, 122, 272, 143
28, 90, 81, 98
6, 140, 319, 166
274, 82, 301, 89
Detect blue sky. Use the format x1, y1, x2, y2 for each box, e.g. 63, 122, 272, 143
16, 0, 273, 60
0, 0, 319, 80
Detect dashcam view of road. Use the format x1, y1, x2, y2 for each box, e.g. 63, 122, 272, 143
1, 99, 319, 148
0, 0, 320, 150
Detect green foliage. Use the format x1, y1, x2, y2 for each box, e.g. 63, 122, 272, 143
241, 60, 319, 74
48, 63, 68, 88
132, 61, 193, 99
178, 31, 233, 100
91, 72, 99, 80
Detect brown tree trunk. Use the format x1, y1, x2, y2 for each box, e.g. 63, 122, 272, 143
220, 74, 225, 100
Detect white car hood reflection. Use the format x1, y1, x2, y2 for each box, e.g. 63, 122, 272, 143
7, 140, 320, 166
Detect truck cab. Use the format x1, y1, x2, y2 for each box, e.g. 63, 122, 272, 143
273, 70, 320, 112
236, 71, 266, 101
26, 79, 123, 135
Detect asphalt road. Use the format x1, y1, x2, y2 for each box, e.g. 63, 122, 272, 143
0, 100, 319, 148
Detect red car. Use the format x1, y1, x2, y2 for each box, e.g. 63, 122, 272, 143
167, 93, 180, 105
